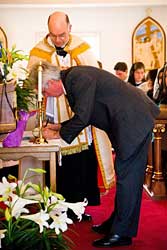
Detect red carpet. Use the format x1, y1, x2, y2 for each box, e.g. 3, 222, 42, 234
67, 187, 167, 250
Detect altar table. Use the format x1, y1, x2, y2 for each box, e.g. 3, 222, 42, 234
0, 132, 60, 192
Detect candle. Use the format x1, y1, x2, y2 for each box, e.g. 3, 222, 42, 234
38, 61, 43, 101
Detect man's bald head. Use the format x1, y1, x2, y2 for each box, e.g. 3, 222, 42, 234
48, 12, 70, 26
48, 12, 71, 48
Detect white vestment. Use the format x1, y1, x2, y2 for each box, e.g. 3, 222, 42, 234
28, 34, 115, 190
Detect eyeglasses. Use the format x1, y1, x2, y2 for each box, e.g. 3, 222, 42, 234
49, 32, 67, 40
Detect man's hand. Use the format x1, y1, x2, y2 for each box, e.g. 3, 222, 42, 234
43, 122, 61, 131
42, 127, 61, 139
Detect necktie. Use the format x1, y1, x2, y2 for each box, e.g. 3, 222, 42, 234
56, 47, 67, 57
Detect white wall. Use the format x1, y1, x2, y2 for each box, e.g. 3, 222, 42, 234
0, 4, 167, 73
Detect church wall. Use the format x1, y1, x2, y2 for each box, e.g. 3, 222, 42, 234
0, 5, 167, 73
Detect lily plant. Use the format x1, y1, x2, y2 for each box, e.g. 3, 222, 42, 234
0, 45, 36, 111
0, 168, 87, 250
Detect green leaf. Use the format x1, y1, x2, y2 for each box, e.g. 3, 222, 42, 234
29, 168, 46, 174
52, 192, 65, 200
30, 183, 41, 193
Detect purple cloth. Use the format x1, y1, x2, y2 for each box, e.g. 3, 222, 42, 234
2, 110, 36, 147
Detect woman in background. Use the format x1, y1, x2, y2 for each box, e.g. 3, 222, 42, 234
128, 62, 153, 95
128, 62, 146, 87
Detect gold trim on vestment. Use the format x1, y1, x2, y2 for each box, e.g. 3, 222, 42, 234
61, 143, 89, 155
44, 36, 55, 50
70, 42, 90, 59
92, 127, 115, 189
30, 47, 53, 62
56, 97, 61, 122
92, 127, 109, 188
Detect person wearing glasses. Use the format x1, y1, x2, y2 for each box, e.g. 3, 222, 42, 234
27, 11, 114, 220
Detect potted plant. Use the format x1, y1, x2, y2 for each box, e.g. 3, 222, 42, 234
0, 45, 36, 146
0, 44, 36, 111
0, 168, 87, 249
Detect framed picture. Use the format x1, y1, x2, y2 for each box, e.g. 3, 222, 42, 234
0, 26, 8, 49
132, 16, 166, 71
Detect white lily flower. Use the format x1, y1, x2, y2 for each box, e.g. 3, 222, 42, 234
50, 212, 73, 235
49, 204, 67, 217
0, 168, 88, 249
6, 61, 27, 82
21, 210, 49, 233
50, 195, 58, 204
0, 229, 6, 249
59, 198, 88, 221
5, 194, 37, 219
48, 196, 68, 217
0, 177, 17, 198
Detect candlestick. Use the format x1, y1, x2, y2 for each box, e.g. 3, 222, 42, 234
38, 61, 43, 102
32, 61, 47, 144
33, 99, 47, 144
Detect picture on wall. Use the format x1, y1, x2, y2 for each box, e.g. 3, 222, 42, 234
0, 26, 7, 49
132, 16, 166, 71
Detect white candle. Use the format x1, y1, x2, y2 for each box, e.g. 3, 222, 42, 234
38, 61, 43, 101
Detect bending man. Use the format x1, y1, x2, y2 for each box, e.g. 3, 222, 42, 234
30, 62, 159, 248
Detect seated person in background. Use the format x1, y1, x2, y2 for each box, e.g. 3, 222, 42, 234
153, 64, 167, 104
128, 61, 145, 87
114, 62, 128, 81
145, 69, 158, 100
128, 61, 151, 94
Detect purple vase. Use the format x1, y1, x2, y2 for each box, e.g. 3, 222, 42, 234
2, 110, 36, 147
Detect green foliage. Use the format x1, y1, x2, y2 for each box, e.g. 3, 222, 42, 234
1, 219, 71, 250
16, 79, 36, 111
0, 168, 82, 250
0, 44, 28, 68
0, 45, 36, 111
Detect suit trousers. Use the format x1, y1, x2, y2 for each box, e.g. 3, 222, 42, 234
109, 131, 152, 237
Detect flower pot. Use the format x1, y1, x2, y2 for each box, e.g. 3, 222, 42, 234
2, 110, 36, 147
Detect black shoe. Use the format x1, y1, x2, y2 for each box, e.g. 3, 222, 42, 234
93, 234, 132, 248
82, 213, 92, 221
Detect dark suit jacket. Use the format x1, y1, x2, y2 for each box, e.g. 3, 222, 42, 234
60, 66, 160, 160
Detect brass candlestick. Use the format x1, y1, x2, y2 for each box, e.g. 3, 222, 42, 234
33, 62, 47, 144
33, 100, 47, 144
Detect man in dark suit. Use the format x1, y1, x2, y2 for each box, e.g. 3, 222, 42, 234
30, 63, 159, 248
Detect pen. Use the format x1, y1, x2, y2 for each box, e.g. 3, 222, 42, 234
44, 118, 49, 127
